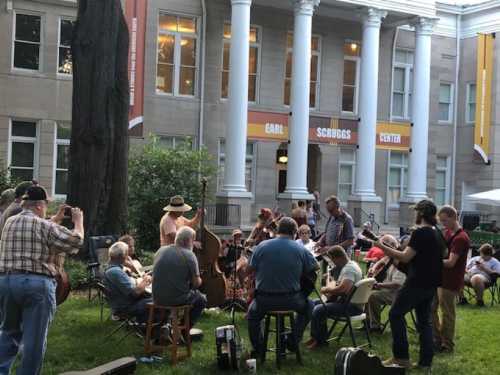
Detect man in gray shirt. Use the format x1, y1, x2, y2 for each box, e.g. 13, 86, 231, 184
153, 226, 207, 327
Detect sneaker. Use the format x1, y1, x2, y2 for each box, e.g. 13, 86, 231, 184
383, 358, 412, 369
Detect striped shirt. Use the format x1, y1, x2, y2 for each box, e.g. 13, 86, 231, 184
0, 210, 83, 277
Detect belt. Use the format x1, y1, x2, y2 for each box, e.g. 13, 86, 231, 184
0, 269, 52, 278
255, 290, 301, 297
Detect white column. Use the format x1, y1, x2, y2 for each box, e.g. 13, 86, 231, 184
221, 0, 252, 197
282, 0, 319, 198
353, 8, 386, 199
406, 17, 435, 201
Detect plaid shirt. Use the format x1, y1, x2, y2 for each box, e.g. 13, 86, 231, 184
0, 210, 83, 277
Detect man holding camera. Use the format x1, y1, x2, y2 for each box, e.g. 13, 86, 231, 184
0, 185, 84, 375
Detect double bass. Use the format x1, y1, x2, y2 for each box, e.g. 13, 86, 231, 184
194, 178, 227, 308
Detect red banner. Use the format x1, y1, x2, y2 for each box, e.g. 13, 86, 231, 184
125, 0, 147, 137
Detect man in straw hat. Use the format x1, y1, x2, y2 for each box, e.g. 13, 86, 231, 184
160, 195, 202, 246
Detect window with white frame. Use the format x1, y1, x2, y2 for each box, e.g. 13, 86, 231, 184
466, 83, 476, 124
388, 151, 408, 207
438, 83, 453, 123
157, 135, 193, 149
221, 24, 260, 102
217, 140, 255, 193
58, 18, 75, 75
435, 156, 450, 206
284, 32, 321, 108
13, 13, 41, 70
9, 120, 38, 181
156, 14, 198, 96
54, 123, 71, 196
338, 148, 356, 204
342, 41, 361, 114
392, 49, 414, 120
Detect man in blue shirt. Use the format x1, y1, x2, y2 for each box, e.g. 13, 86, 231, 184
247, 217, 319, 357
104, 241, 152, 323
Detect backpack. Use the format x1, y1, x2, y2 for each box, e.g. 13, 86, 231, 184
334, 347, 406, 375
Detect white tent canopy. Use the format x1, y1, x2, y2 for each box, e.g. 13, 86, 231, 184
467, 189, 500, 206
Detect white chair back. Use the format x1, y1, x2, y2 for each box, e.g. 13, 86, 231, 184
349, 278, 376, 306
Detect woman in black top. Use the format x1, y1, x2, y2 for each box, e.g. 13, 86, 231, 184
375, 200, 444, 372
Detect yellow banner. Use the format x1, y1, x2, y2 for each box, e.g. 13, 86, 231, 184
474, 33, 494, 164
376, 121, 411, 151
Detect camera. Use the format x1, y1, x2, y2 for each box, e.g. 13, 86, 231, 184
64, 206, 72, 217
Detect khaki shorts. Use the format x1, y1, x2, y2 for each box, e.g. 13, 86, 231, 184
464, 273, 490, 286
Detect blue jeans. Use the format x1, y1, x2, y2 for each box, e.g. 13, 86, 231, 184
0, 274, 57, 375
310, 299, 363, 344
247, 293, 313, 353
389, 285, 436, 367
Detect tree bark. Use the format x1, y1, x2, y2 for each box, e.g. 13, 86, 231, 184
68, 0, 129, 238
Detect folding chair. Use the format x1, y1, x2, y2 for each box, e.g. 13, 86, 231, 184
463, 273, 500, 306
96, 282, 145, 344
87, 235, 119, 302
327, 278, 376, 348
380, 304, 418, 334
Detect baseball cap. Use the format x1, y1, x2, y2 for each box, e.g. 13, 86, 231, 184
22, 185, 49, 202
14, 180, 36, 198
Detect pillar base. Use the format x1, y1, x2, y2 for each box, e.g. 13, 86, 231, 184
347, 195, 383, 228
276, 192, 314, 215
216, 192, 253, 230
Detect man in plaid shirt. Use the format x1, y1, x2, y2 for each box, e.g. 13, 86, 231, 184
0, 185, 84, 375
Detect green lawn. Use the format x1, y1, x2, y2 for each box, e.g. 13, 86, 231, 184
42, 294, 499, 374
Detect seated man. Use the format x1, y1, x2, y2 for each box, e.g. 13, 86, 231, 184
119, 234, 144, 276
464, 243, 500, 306
247, 217, 318, 357
103, 241, 152, 323
153, 226, 207, 327
307, 246, 362, 349
366, 235, 406, 332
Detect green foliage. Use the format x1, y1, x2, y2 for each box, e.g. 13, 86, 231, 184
138, 251, 155, 267
0, 165, 19, 193
128, 136, 216, 253
64, 258, 89, 290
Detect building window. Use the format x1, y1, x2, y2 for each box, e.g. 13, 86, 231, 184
466, 83, 476, 124
438, 83, 453, 123
435, 156, 450, 206
338, 148, 356, 204
157, 135, 193, 149
13, 13, 41, 70
221, 24, 260, 102
217, 140, 254, 193
156, 14, 198, 96
9, 120, 38, 181
388, 151, 408, 207
342, 42, 361, 114
391, 49, 414, 120
58, 19, 75, 75
54, 123, 71, 196
284, 32, 321, 108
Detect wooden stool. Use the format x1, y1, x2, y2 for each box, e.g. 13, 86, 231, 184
261, 310, 302, 369
144, 303, 192, 365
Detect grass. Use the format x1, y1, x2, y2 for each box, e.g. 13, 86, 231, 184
39, 292, 500, 375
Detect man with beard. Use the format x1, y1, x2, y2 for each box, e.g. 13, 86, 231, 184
375, 200, 444, 373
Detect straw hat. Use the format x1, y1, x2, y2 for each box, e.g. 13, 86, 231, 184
163, 195, 192, 212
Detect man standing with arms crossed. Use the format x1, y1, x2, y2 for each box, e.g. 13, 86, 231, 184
0, 185, 84, 375
433, 205, 470, 353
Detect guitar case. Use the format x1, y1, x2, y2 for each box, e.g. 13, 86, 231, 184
334, 348, 406, 375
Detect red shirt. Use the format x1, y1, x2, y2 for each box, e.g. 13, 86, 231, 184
365, 247, 385, 261
442, 229, 470, 291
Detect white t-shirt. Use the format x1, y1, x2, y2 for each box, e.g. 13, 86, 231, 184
296, 238, 316, 253
467, 256, 500, 281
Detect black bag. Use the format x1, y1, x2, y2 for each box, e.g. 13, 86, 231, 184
334, 347, 406, 375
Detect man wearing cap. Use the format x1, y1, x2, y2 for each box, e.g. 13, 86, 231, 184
159, 195, 202, 246
375, 199, 444, 372
245, 208, 275, 248
0, 180, 34, 236
0, 185, 84, 375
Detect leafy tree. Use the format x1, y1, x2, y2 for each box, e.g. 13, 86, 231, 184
128, 137, 216, 252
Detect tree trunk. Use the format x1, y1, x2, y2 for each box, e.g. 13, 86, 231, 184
68, 0, 129, 238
